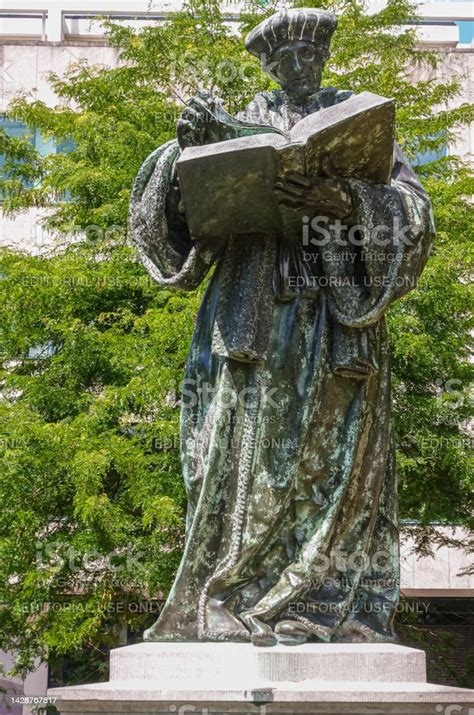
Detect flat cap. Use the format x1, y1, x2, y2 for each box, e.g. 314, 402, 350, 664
245, 8, 337, 58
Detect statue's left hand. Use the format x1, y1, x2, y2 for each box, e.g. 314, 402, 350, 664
275, 173, 353, 218
275, 157, 353, 219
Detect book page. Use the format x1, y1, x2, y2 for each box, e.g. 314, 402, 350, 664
288, 92, 395, 184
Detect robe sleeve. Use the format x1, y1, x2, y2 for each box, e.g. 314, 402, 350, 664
320, 143, 435, 328
128, 139, 221, 291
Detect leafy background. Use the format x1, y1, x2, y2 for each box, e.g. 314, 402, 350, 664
0, 0, 472, 683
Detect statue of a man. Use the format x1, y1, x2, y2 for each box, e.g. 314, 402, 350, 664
129, 8, 434, 647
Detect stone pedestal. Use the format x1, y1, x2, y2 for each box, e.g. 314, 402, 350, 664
49, 642, 474, 715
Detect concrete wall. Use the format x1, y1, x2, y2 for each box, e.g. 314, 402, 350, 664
401, 527, 474, 598
0, 42, 120, 111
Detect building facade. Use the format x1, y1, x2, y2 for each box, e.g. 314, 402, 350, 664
0, 1, 473, 251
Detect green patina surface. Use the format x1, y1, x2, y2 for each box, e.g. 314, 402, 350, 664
128, 8, 435, 647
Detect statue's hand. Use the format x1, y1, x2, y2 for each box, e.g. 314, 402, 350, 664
275, 157, 353, 219
275, 172, 353, 218
176, 104, 208, 150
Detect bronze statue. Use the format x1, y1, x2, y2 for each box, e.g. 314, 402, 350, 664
129, 8, 434, 647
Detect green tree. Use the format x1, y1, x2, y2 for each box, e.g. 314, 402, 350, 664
0, 0, 472, 677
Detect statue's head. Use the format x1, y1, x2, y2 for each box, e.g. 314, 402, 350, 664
245, 8, 337, 103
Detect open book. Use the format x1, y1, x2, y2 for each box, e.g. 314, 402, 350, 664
177, 91, 395, 239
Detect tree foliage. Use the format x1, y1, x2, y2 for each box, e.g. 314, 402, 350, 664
0, 0, 472, 675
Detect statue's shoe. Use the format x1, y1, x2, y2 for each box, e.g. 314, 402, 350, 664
143, 624, 197, 642
201, 597, 251, 642
334, 618, 399, 643
239, 610, 277, 647
274, 619, 311, 645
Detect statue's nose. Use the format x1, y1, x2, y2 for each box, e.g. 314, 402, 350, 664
291, 53, 303, 72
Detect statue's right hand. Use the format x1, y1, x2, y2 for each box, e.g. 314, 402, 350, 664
176, 105, 207, 150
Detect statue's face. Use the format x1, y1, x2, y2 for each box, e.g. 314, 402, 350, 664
263, 40, 326, 102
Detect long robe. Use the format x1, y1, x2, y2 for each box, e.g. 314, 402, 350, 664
129, 87, 435, 644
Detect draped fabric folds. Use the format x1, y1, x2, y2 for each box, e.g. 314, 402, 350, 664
129, 87, 434, 644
